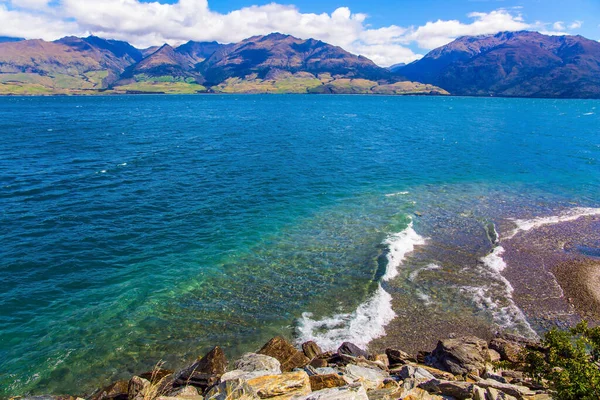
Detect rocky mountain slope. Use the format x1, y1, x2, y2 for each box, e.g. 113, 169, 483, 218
398, 31, 600, 98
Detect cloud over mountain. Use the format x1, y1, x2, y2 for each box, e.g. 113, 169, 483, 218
0, 0, 588, 66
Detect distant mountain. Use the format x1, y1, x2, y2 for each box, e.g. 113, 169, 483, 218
388, 63, 406, 72
0, 36, 24, 43
198, 33, 392, 86
0, 32, 445, 95
398, 31, 600, 98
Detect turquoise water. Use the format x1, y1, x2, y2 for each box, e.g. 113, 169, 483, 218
0, 95, 599, 396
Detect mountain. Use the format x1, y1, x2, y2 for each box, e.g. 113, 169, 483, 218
398, 31, 600, 98
0, 33, 445, 95
198, 33, 393, 86
0, 36, 24, 43
0, 36, 144, 94
388, 63, 406, 72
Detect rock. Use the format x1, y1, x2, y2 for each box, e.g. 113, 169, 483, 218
365, 387, 405, 400
309, 359, 328, 368
482, 370, 507, 384
92, 380, 130, 400
204, 379, 258, 400
221, 370, 270, 383
489, 339, 525, 364
338, 342, 368, 359
344, 364, 388, 391
488, 349, 502, 363
314, 367, 338, 375
245, 371, 311, 399
175, 346, 228, 390
302, 342, 322, 360
483, 387, 518, 400
309, 374, 347, 391
396, 365, 435, 381
372, 354, 389, 368
338, 355, 387, 371
427, 336, 490, 376
174, 386, 200, 397
385, 348, 416, 366
416, 351, 429, 364
400, 388, 444, 400
472, 386, 487, 400
475, 379, 535, 399
139, 369, 174, 384
295, 384, 368, 400
500, 370, 524, 384
234, 353, 281, 374
128, 376, 150, 400
419, 379, 474, 400
258, 337, 310, 372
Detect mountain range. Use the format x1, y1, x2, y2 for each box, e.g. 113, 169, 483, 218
396, 31, 600, 98
0, 30, 599, 97
0, 33, 444, 95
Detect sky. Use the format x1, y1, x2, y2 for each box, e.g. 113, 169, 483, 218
0, 0, 599, 66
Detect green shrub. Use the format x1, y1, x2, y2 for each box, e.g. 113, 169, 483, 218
524, 321, 600, 400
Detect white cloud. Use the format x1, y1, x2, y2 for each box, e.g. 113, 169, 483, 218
0, 1, 582, 67
553, 21, 565, 31
569, 20, 583, 30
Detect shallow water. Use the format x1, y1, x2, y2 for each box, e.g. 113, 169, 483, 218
0, 95, 599, 396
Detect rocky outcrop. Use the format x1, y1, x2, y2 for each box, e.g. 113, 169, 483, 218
174, 346, 227, 391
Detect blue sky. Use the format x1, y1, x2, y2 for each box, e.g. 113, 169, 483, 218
1, 0, 599, 66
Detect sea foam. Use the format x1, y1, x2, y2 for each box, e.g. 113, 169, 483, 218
296, 219, 425, 351
506, 207, 600, 239
462, 245, 537, 338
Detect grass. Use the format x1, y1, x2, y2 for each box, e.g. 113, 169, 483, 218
211, 75, 322, 94
112, 81, 207, 94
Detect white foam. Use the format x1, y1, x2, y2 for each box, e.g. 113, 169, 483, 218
296, 219, 424, 351
408, 263, 441, 282
583, 112, 595, 116
382, 221, 427, 281
385, 191, 409, 197
464, 246, 537, 338
296, 284, 396, 351
506, 207, 600, 239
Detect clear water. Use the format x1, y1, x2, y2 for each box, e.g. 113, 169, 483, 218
0, 95, 598, 397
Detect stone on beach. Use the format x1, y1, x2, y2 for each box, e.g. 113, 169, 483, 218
337, 342, 368, 359
127, 376, 150, 400
92, 380, 130, 400
385, 348, 415, 366
245, 371, 311, 399
308, 374, 347, 391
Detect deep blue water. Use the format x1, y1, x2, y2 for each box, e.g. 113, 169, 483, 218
0, 95, 599, 396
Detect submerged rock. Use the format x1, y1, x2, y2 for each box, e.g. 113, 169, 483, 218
426, 336, 490, 376
258, 337, 310, 372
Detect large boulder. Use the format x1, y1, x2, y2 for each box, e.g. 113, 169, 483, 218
344, 365, 388, 391
258, 337, 310, 372
175, 346, 228, 390
235, 353, 281, 374
475, 379, 536, 399
396, 365, 435, 381
426, 336, 490, 376
295, 384, 368, 400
